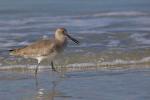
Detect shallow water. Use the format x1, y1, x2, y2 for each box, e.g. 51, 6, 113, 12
0, 69, 150, 100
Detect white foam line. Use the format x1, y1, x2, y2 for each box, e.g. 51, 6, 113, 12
93, 11, 148, 17
0, 63, 96, 70
100, 57, 150, 66
0, 65, 50, 70
67, 63, 96, 68
0, 57, 150, 70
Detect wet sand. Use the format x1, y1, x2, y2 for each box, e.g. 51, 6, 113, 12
0, 67, 150, 100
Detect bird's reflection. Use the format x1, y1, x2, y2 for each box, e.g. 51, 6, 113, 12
36, 81, 58, 100
34, 74, 66, 100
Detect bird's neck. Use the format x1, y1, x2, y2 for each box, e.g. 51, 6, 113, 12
55, 37, 67, 47
54, 38, 67, 53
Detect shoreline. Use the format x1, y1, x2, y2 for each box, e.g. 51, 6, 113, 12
0, 63, 150, 73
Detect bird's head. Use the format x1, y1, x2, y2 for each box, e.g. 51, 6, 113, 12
55, 28, 79, 44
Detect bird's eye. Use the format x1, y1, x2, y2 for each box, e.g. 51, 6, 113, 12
62, 30, 66, 34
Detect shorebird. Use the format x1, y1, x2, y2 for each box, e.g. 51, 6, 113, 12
9, 28, 79, 76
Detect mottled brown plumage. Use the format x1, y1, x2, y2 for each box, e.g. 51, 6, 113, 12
9, 28, 79, 76
10, 39, 58, 58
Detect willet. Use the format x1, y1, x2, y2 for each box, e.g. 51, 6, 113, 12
9, 28, 79, 76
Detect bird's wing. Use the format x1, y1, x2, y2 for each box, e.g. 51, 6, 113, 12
10, 39, 56, 57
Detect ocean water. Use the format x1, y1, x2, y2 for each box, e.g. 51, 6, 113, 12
0, 0, 150, 69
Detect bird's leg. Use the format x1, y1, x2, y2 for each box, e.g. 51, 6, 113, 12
51, 61, 57, 71
34, 60, 41, 89
35, 62, 40, 77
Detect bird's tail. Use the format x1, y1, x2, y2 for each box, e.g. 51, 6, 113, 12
9, 49, 17, 56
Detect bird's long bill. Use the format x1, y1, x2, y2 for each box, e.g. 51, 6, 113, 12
66, 34, 79, 44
